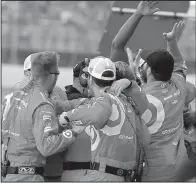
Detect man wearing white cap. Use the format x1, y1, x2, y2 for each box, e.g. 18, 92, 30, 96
55, 56, 150, 181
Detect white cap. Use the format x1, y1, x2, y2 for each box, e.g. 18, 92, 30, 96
87, 56, 116, 81
24, 55, 32, 71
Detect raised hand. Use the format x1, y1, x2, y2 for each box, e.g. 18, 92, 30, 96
134, 49, 143, 73
163, 21, 185, 42
136, 1, 160, 16
110, 79, 131, 96
126, 47, 134, 73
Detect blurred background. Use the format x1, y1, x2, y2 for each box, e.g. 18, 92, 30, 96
1, 1, 195, 104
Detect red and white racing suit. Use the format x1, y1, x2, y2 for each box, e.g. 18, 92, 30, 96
1, 85, 76, 181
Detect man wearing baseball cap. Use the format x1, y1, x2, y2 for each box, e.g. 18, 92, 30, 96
138, 21, 189, 181
56, 56, 150, 181
2, 51, 83, 181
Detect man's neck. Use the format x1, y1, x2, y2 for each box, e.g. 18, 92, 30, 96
34, 81, 49, 97
93, 86, 110, 97
147, 75, 156, 84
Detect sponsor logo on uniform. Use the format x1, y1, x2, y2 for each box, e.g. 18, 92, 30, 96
46, 136, 54, 145
117, 169, 124, 176
164, 95, 172, 101
119, 135, 133, 141
71, 120, 83, 126
161, 83, 167, 88
162, 123, 180, 135
44, 121, 52, 133
14, 98, 28, 107
18, 167, 35, 175
63, 130, 73, 139
174, 90, 180, 96
43, 115, 52, 121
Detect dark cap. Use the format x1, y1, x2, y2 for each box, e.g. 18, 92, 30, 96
140, 49, 174, 81
31, 51, 59, 78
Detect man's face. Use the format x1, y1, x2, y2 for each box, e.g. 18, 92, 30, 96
48, 71, 59, 94
87, 74, 94, 97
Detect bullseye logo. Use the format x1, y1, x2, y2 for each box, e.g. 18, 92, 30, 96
63, 130, 72, 139
117, 169, 124, 176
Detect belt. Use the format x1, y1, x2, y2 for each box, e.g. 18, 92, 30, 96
63, 162, 91, 170
44, 175, 61, 180
91, 162, 133, 177
7, 166, 44, 176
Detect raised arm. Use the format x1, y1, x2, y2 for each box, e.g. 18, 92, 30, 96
110, 1, 159, 63
163, 21, 187, 78
109, 78, 149, 115
65, 97, 112, 130
51, 98, 89, 115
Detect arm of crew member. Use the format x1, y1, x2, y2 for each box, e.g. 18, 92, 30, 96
66, 97, 112, 129
110, 12, 143, 63
52, 98, 89, 115
167, 38, 187, 80
32, 103, 76, 157
123, 81, 149, 115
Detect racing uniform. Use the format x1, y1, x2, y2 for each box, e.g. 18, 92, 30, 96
141, 62, 188, 181
44, 86, 68, 182
63, 90, 150, 181
2, 85, 76, 181
60, 89, 91, 181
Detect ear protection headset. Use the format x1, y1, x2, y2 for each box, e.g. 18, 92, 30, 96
73, 58, 91, 88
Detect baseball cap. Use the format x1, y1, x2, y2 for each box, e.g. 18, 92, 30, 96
85, 56, 116, 81
24, 55, 32, 71
140, 49, 174, 81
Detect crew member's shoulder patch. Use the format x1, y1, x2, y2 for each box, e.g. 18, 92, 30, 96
63, 130, 73, 139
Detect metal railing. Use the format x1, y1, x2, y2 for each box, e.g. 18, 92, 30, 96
112, 7, 195, 19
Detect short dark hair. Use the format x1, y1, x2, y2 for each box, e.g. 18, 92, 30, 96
141, 49, 174, 81
31, 51, 59, 79
92, 70, 114, 87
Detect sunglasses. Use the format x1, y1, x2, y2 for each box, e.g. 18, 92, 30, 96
49, 72, 60, 76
